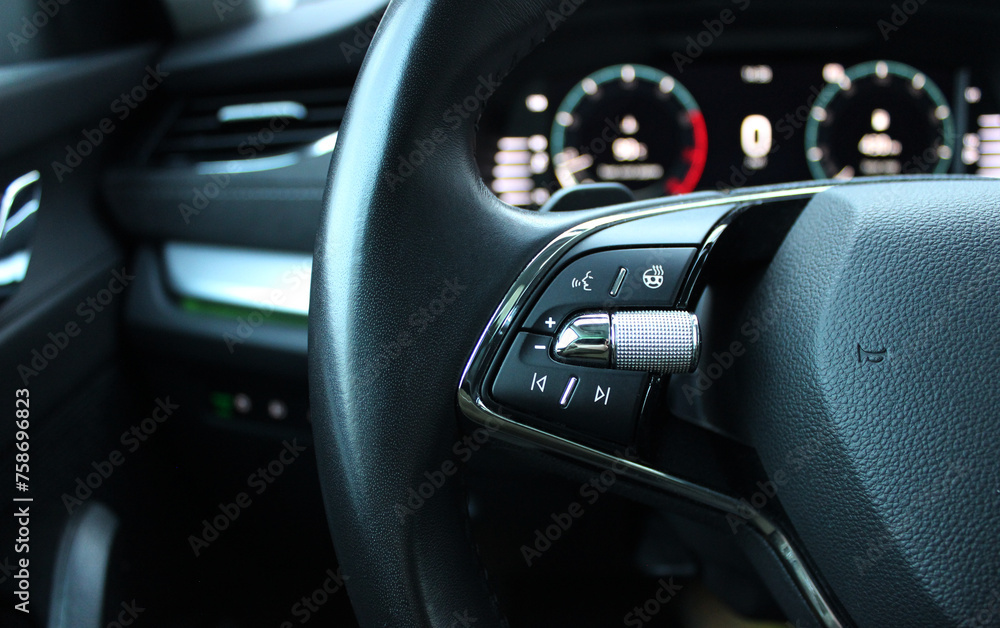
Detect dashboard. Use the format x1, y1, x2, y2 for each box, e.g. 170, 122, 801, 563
477, 4, 1000, 209
93, 0, 1000, 389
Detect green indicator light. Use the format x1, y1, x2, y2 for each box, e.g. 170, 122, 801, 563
210, 392, 233, 419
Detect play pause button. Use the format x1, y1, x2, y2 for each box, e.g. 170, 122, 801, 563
594, 385, 610, 405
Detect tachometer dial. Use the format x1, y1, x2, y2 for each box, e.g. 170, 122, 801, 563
550, 64, 708, 198
805, 60, 956, 180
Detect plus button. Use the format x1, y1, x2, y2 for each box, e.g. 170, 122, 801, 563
544, 317, 557, 329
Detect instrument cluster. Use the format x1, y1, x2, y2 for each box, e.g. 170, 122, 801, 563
478, 58, 1000, 208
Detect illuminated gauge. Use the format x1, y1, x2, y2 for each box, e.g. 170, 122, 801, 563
805, 61, 956, 180
550, 64, 708, 198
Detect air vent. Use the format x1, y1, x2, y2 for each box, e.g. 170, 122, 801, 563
151, 86, 350, 167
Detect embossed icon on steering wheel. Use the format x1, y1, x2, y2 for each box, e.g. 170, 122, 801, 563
571, 270, 593, 291
858, 344, 887, 363
642, 265, 664, 289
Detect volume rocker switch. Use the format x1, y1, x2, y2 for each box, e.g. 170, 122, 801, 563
553, 310, 700, 374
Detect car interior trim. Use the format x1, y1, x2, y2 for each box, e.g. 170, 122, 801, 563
162, 242, 312, 316
0, 171, 40, 239
46, 503, 120, 628
194, 131, 339, 175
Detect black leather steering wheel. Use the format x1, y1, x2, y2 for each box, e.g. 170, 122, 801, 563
309, 1, 1000, 626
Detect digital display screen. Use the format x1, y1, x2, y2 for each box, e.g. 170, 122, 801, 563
478, 60, 977, 209
961, 70, 1000, 179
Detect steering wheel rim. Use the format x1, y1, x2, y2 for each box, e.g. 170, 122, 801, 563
311, 1, 1000, 626
310, 0, 580, 623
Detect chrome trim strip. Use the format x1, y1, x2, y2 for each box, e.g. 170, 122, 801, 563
677, 221, 728, 309
458, 185, 842, 628
0, 170, 40, 241
0, 170, 41, 289
0, 250, 30, 286
218, 100, 307, 123
194, 130, 338, 175
163, 242, 312, 316
689, 311, 702, 370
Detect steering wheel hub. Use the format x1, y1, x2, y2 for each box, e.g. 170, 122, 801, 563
736, 180, 1000, 627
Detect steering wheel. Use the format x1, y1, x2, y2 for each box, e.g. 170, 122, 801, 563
309, 0, 1000, 625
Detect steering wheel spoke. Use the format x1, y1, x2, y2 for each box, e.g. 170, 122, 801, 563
458, 183, 846, 627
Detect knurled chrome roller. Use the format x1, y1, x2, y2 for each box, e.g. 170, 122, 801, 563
611, 310, 700, 373
553, 310, 700, 374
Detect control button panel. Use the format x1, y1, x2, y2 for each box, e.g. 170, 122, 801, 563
523, 247, 696, 333
491, 333, 649, 443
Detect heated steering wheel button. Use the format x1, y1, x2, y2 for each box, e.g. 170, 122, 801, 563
524, 247, 696, 334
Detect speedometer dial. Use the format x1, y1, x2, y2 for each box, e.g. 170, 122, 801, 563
805, 60, 956, 180
550, 64, 707, 198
